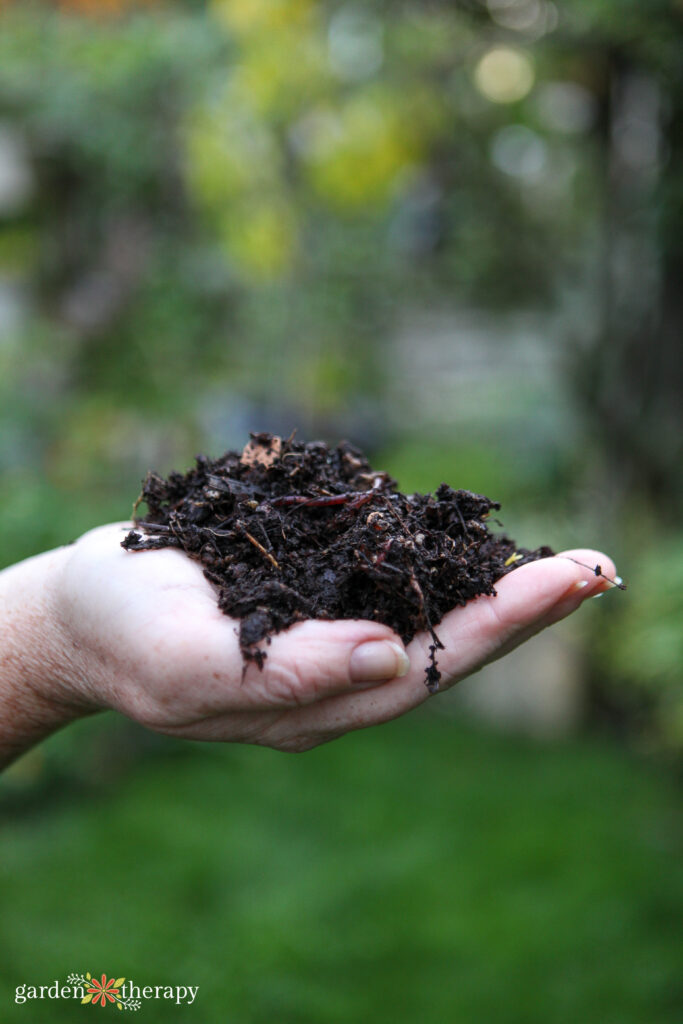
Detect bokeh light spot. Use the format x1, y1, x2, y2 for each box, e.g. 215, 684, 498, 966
490, 124, 547, 181
473, 46, 535, 104
328, 5, 384, 82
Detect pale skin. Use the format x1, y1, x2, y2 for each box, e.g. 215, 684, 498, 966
0, 522, 617, 769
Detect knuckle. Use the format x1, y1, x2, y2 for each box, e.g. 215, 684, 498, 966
260, 653, 337, 707
246, 661, 304, 708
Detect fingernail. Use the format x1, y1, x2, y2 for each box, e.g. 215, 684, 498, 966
571, 580, 589, 592
592, 591, 604, 599
593, 574, 621, 596
349, 641, 410, 683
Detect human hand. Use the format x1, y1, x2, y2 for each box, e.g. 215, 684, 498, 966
38, 522, 616, 754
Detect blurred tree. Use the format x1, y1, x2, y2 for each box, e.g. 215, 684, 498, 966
570, 34, 683, 521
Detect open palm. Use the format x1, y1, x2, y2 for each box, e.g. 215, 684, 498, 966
56, 523, 615, 752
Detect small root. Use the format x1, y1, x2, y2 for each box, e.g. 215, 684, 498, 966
237, 522, 280, 570
562, 557, 626, 590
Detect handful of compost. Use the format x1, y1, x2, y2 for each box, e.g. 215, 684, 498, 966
122, 433, 554, 691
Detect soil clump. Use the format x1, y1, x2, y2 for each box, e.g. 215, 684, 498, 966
122, 432, 554, 691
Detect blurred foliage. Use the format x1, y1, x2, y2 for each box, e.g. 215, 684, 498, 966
0, 0, 681, 746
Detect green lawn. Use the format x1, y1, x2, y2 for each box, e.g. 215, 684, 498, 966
1, 712, 681, 1024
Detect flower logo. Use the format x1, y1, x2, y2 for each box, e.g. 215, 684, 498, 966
66, 972, 140, 1011
83, 974, 124, 1008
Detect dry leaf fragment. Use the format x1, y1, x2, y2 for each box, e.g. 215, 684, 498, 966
240, 433, 282, 468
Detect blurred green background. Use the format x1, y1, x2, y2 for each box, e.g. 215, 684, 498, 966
0, 1, 681, 1021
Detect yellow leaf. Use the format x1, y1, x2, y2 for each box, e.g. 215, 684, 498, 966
81, 994, 93, 1005
116, 1003, 123, 1010
114, 978, 125, 987
504, 552, 522, 567
86, 972, 91, 980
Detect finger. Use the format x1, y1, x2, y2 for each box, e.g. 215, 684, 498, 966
238, 618, 410, 709
245, 547, 618, 749
410, 546, 618, 688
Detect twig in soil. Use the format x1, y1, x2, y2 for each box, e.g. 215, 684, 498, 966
381, 494, 416, 540
236, 522, 280, 570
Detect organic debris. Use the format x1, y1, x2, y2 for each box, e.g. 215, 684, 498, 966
122, 433, 555, 691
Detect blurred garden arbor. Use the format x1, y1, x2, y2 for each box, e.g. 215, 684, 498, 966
0, 0, 681, 747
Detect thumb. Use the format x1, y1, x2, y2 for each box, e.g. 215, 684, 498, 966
243, 618, 411, 708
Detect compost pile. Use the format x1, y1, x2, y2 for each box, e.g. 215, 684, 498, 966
122, 433, 554, 691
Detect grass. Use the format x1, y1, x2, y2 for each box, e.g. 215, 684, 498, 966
1, 711, 681, 1024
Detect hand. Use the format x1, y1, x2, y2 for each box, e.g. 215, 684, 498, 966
36, 522, 616, 754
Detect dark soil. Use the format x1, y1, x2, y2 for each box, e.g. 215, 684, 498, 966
122, 433, 554, 691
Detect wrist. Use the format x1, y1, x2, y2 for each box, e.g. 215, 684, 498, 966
0, 545, 98, 769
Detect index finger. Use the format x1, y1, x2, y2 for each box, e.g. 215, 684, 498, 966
251, 548, 618, 747
412, 547, 619, 688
